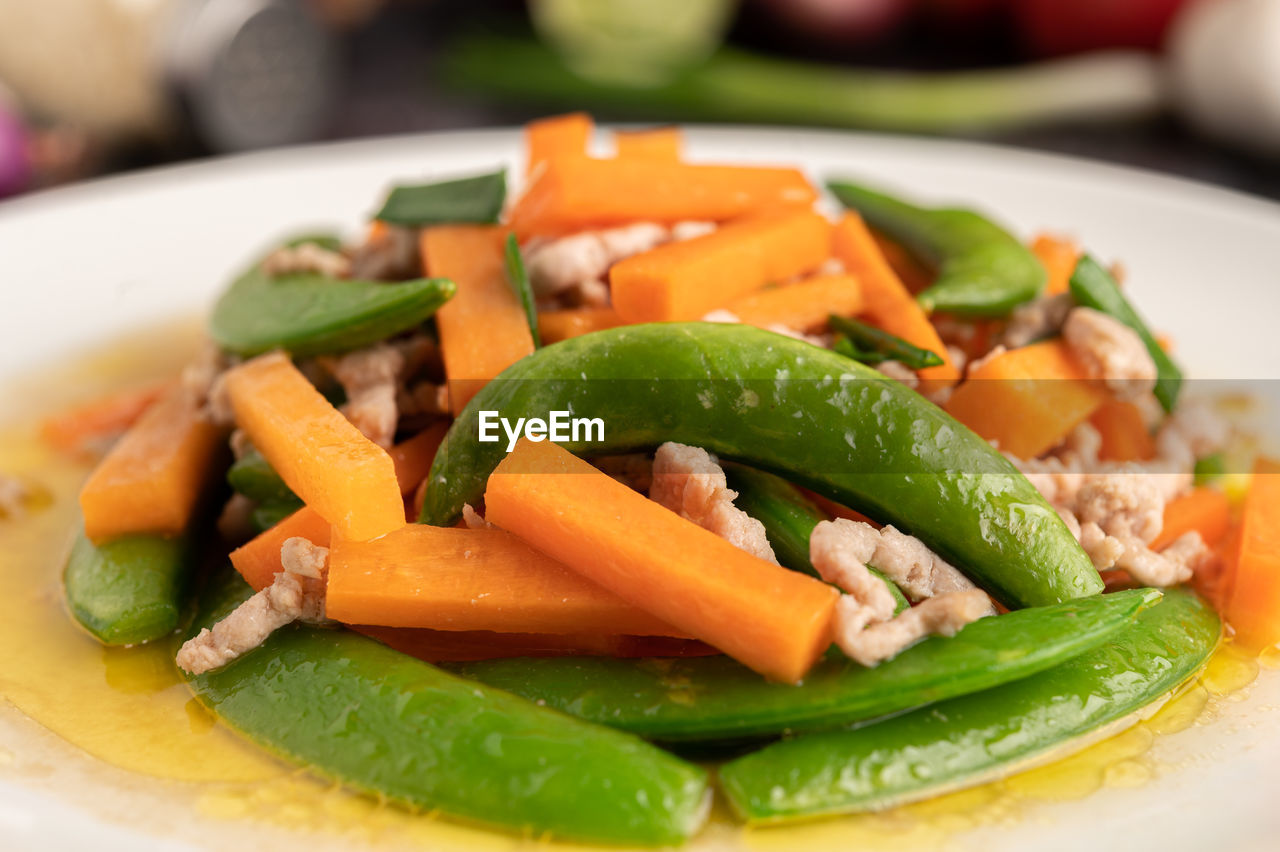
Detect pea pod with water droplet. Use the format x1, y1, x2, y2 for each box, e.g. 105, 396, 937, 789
719, 587, 1219, 823
445, 588, 1157, 742
181, 569, 711, 845
64, 529, 190, 645
828, 180, 1045, 316
421, 323, 1101, 609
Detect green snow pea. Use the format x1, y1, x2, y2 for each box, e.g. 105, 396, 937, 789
504, 233, 541, 347
64, 529, 189, 645
828, 180, 1045, 316
446, 589, 1156, 743
227, 447, 295, 505
210, 241, 456, 358
1069, 254, 1182, 412
722, 463, 907, 614
1194, 453, 1226, 486
422, 323, 1101, 608
374, 169, 506, 226
249, 500, 304, 534
828, 314, 944, 370
182, 569, 710, 846
720, 587, 1218, 823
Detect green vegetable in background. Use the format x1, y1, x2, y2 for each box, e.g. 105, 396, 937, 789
1069, 254, 1182, 412
723, 462, 907, 614
1194, 452, 1226, 486
373, 170, 507, 227
182, 570, 710, 846
227, 446, 296, 505
504, 233, 541, 348
64, 530, 189, 645
210, 243, 456, 358
829, 180, 1046, 316
421, 323, 1101, 609
828, 313, 945, 369
720, 587, 1218, 822
446, 588, 1156, 742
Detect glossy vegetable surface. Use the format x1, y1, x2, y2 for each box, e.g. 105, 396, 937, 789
64, 530, 188, 645
504, 233, 541, 347
828, 313, 944, 369
210, 248, 456, 358
226, 446, 296, 505
447, 588, 1157, 742
422, 323, 1101, 608
720, 587, 1218, 821
373, 170, 507, 226
1069, 254, 1183, 412
183, 570, 711, 845
829, 180, 1045, 316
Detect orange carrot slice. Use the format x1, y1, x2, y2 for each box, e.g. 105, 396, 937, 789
832, 213, 960, 387
870, 231, 933, 294
526, 112, 593, 176
720, 273, 863, 332
422, 225, 536, 413
327, 524, 688, 636
357, 626, 716, 663
1225, 459, 1280, 649
484, 439, 839, 683
230, 425, 448, 591
614, 127, 682, 161
222, 352, 404, 542
78, 385, 225, 544
1152, 487, 1232, 552
945, 341, 1107, 459
1090, 399, 1155, 462
538, 307, 624, 344
1030, 233, 1080, 296
41, 379, 173, 457
509, 157, 818, 240
611, 209, 831, 323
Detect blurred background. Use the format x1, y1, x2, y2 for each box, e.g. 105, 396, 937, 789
0, 0, 1278, 201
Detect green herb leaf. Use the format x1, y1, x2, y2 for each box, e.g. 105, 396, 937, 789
829, 314, 944, 369
504, 233, 541, 348
374, 169, 507, 227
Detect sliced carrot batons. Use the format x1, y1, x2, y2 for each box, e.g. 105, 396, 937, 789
945, 340, 1108, 459
525, 112, 594, 176
1090, 399, 1156, 462
1224, 459, 1280, 649
326, 524, 688, 637
42, 379, 173, 458
79, 385, 225, 543
484, 439, 839, 683
720, 273, 863, 332
221, 352, 404, 542
537, 307, 624, 344
421, 225, 536, 414
614, 126, 682, 161
1030, 233, 1080, 296
509, 157, 818, 240
611, 209, 832, 324
1152, 487, 1231, 552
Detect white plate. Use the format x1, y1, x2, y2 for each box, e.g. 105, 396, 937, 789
2, 126, 1280, 852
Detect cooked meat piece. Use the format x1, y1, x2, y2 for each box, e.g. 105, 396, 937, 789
876, 360, 920, 389
262, 241, 351, 279
670, 220, 717, 241
1002, 293, 1074, 349
461, 504, 492, 531
1063, 307, 1157, 401
348, 224, 421, 281
526, 223, 669, 299
650, 442, 778, 564
809, 520, 897, 622
397, 381, 449, 419
838, 520, 984, 603
834, 589, 992, 667
280, 535, 328, 579
1075, 475, 1166, 543
182, 341, 237, 427
1117, 530, 1205, 587
321, 342, 404, 448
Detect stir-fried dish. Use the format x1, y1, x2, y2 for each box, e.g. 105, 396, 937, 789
19, 114, 1278, 845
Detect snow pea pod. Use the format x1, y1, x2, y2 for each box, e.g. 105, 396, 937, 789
64, 529, 188, 645
1069, 254, 1182, 412
210, 243, 456, 358
828, 180, 1045, 316
446, 589, 1156, 742
374, 169, 506, 226
422, 323, 1101, 608
227, 446, 296, 505
723, 463, 907, 614
828, 314, 943, 370
720, 587, 1218, 823
182, 569, 710, 846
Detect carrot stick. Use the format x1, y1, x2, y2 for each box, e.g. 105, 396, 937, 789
357, 626, 717, 663
509, 156, 818, 240
484, 439, 839, 683
832, 213, 960, 387
1090, 399, 1156, 462
538, 307, 624, 344
422, 225, 536, 413
41, 379, 173, 457
871, 231, 932, 294
78, 386, 225, 544
526, 112, 593, 176
1225, 459, 1280, 649
614, 127, 682, 161
611, 209, 832, 323
944, 341, 1107, 459
230, 425, 448, 591
1151, 487, 1232, 552
222, 352, 404, 542
720, 273, 863, 332
1030, 233, 1080, 296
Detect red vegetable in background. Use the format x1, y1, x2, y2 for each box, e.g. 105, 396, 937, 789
1011, 0, 1196, 55
755, 0, 917, 44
